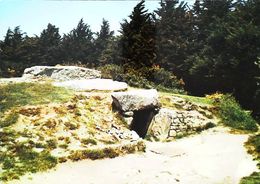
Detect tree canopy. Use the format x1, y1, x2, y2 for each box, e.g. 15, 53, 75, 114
0, 0, 259, 117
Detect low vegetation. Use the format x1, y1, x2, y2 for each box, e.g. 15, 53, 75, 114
0, 83, 72, 181
0, 82, 143, 182
0, 129, 57, 181
69, 141, 145, 161
159, 92, 213, 108
0, 82, 73, 113
240, 134, 260, 184
212, 94, 258, 132
99, 64, 185, 94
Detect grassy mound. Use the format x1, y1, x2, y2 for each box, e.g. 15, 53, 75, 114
0, 82, 143, 182
0, 83, 73, 181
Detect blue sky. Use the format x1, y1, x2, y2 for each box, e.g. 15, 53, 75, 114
0, 0, 194, 39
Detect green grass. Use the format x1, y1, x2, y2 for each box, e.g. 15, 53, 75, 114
0, 110, 19, 128
240, 134, 260, 184
215, 95, 258, 132
159, 91, 213, 110
81, 138, 98, 145
0, 82, 73, 181
0, 130, 58, 181
172, 93, 213, 106
0, 82, 73, 113
0, 82, 73, 128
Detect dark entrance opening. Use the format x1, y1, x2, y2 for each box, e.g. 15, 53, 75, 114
130, 108, 157, 138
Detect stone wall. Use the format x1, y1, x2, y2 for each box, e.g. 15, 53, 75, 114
146, 94, 218, 141
147, 107, 216, 141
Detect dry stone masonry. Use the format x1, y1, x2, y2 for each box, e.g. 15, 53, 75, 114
112, 89, 217, 140
147, 96, 217, 141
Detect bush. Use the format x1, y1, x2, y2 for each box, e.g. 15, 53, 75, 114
240, 134, 260, 184
214, 94, 258, 132
240, 172, 260, 184
98, 64, 185, 93
150, 66, 185, 93
151, 66, 184, 88
98, 64, 124, 81
81, 138, 97, 145
99, 64, 153, 88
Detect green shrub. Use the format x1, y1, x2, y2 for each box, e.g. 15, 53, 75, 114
46, 139, 58, 149
240, 172, 260, 184
123, 72, 153, 89
98, 64, 185, 93
246, 134, 260, 160
98, 64, 124, 80
215, 94, 258, 132
99, 64, 151, 88
240, 134, 260, 184
151, 67, 185, 92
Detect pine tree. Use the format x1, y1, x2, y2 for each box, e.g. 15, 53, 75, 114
184, 0, 260, 116
1, 26, 25, 76
38, 23, 61, 65
155, 0, 193, 78
94, 19, 114, 66
184, 0, 235, 95
119, 0, 156, 76
61, 18, 94, 65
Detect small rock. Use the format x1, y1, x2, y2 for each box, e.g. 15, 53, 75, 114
123, 117, 133, 126
131, 131, 140, 140
123, 111, 134, 117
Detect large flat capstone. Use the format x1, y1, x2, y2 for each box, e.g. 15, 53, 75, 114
22, 66, 101, 81
54, 79, 128, 91
111, 89, 159, 112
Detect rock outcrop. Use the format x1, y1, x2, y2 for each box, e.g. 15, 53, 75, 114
111, 89, 159, 112
23, 66, 101, 81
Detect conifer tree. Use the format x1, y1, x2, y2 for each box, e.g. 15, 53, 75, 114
61, 18, 94, 65
1, 26, 25, 76
94, 19, 114, 66
38, 23, 61, 65
119, 0, 156, 75
155, 0, 193, 77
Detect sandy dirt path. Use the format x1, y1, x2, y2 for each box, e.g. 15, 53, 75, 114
9, 127, 258, 184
